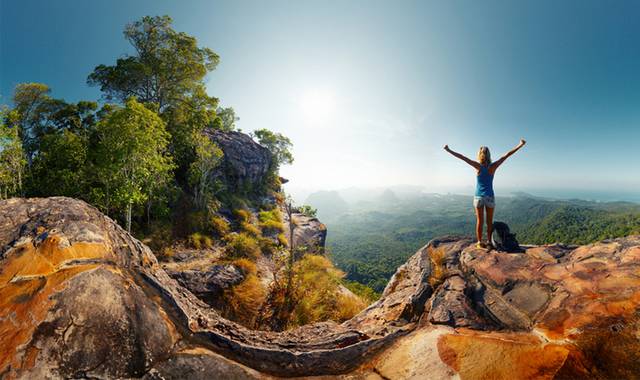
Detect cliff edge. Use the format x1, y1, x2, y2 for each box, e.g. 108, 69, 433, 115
1, 197, 639, 379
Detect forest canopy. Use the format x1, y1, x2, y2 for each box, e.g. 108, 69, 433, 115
0, 15, 290, 236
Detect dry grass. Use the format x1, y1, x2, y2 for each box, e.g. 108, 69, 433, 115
210, 215, 230, 237
335, 293, 368, 321
225, 233, 261, 259
277, 233, 288, 246
240, 221, 261, 237
233, 209, 251, 223
260, 219, 285, 235
188, 232, 213, 250
223, 273, 266, 327
428, 246, 448, 288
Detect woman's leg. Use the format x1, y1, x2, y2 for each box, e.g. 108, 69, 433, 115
486, 206, 495, 244
475, 207, 484, 243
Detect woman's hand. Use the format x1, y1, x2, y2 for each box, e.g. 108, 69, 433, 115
519, 139, 526, 147
443, 144, 450, 151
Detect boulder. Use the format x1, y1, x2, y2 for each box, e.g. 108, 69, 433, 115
2, 197, 640, 379
283, 212, 327, 255
166, 264, 246, 309
205, 129, 272, 189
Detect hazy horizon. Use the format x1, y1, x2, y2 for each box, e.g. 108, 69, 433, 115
2, 0, 640, 193
284, 183, 640, 206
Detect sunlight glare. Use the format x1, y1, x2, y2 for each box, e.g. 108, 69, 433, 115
297, 89, 336, 124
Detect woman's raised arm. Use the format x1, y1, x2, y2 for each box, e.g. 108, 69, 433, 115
492, 139, 526, 170
444, 145, 480, 169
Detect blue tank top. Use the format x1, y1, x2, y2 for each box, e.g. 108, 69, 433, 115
475, 165, 494, 197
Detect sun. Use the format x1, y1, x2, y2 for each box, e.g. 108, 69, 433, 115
297, 89, 336, 123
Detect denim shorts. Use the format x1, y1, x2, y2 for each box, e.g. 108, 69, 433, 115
473, 195, 495, 208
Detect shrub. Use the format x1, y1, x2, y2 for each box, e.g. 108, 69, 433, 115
158, 246, 175, 261
260, 219, 285, 235
187, 211, 209, 234
210, 215, 230, 237
240, 221, 261, 237
287, 255, 355, 327
429, 247, 447, 288
297, 205, 317, 218
143, 221, 173, 253
233, 209, 251, 223
223, 273, 266, 327
258, 209, 282, 224
335, 292, 367, 322
225, 233, 261, 259
258, 236, 278, 256
232, 258, 257, 275
277, 233, 288, 246
188, 232, 213, 250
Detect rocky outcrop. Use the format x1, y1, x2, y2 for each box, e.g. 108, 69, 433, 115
362, 235, 640, 379
206, 130, 272, 189
283, 212, 327, 255
166, 264, 246, 309
2, 197, 640, 379
0, 198, 410, 379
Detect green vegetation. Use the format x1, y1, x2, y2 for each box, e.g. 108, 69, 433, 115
0, 14, 371, 332
188, 232, 213, 250
327, 194, 640, 292
0, 109, 26, 198
296, 205, 318, 218
259, 254, 366, 330
92, 98, 174, 232
222, 258, 266, 327
342, 280, 380, 303
259, 209, 285, 235
0, 15, 292, 242
210, 215, 231, 237
225, 233, 261, 259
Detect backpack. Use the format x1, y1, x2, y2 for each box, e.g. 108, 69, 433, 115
492, 221, 523, 252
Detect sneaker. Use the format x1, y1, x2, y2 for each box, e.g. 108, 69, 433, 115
475, 241, 486, 249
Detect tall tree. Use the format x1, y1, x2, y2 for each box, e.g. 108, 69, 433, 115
189, 132, 223, 211
87, 15, 221, 180
87, 15, 219, 111
0, 109, 26, 198
28, 130, 87, 198
10, 83, 53, 160
92, 98, 174, 232
10, 83, 98, 163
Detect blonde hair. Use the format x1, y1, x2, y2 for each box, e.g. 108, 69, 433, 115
478, 146, 491, 166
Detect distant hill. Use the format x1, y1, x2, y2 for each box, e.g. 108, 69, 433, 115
304, 190, 349, 221
326, 194, 640, 291
378, 189, 400, 204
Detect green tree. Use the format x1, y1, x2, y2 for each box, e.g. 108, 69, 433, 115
87, 16, 220, 179
189, 132, 223, 210
0, 110, 26, 198
252, 129, 294, 169
29, 130, 87, 198
212, 106, 238, 131
10, 83, 54, 160
92, 98, 174, 232
87, 15, 219, 111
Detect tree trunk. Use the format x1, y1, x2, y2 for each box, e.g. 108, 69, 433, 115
146, 200, 152, 228
126, 202, 132, 233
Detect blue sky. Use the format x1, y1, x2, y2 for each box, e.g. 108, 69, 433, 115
1, 0, 639, 197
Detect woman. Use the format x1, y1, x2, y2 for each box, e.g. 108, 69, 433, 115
444, 139, 526, 249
